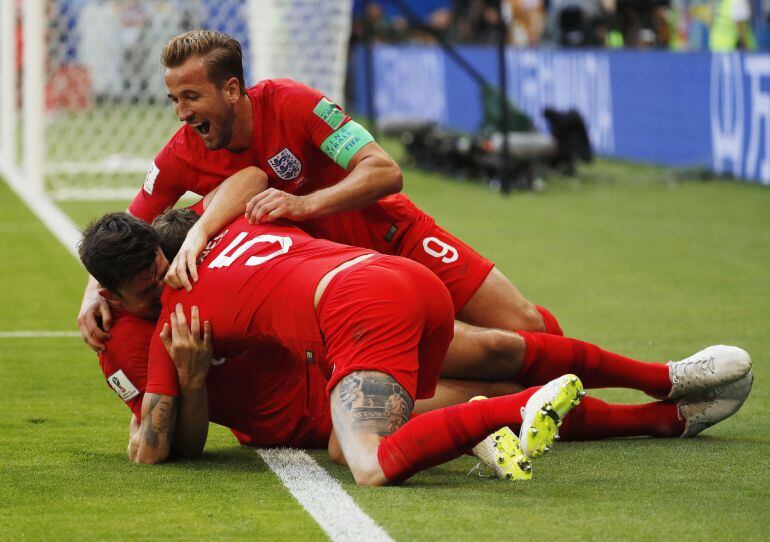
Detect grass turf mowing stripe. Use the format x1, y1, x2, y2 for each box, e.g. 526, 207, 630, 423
258, 449, 393, 542
0, 331, 81, 338
3, 175, 387, 542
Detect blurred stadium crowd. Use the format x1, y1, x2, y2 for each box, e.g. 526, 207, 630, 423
352, 0, 766, 51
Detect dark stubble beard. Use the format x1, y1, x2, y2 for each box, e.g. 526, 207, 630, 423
213, 104, 236, 150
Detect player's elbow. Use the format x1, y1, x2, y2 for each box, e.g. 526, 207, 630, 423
379, 158, 403, 196
132, 446, 170, 465
132, 437, 171, 465
389, 165, 403, 194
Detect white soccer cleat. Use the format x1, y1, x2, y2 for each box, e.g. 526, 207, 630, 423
518, 375, 584, 459
666, 345, 751, 400
469, 397, 532, 481
678, 370, 753, 438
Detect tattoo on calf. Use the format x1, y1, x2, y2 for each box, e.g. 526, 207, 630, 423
336, 372, 413, 436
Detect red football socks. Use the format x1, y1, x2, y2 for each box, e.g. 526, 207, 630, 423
377, 388, 538, 483
376, 388, 684, 483
558, 396, 684, 440
535, 305, 564, 336
516, 331, 672, 397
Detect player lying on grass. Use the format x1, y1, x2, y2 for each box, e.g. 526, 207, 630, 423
79, 210, 752, 486
74, 27, 750, 436
78, 29, 566, 355
80, 211, 588, 485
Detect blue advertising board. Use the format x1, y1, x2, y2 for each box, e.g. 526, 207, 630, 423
351, 46, 770, 185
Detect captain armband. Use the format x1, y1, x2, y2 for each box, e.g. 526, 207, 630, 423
319, 121, 375, 170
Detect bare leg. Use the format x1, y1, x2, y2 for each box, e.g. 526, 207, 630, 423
441, 321, 526, 380
415, 378, 524, 413
457, 267, 545, 332
329, 371, 413, 486
328, 376, 525, 465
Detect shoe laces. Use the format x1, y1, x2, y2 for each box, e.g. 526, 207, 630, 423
671, 354, 716, 385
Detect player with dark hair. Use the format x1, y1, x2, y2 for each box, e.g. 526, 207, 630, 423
82, 210, 752, 484
77, 29, 563, 362
80, 210, 588, 485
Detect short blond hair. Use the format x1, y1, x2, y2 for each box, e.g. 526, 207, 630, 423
161, 30, 245, 93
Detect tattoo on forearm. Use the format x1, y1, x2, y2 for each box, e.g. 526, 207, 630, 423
142, 395, 173, 449
334, 371, 413, 436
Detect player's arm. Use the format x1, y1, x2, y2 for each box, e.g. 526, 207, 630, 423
128, 413, 141, 461
133, 392, 178, 464
165, 166, 268, 291
158, 304, 212, 458
78, 275, 113, 353
304, 141, 402, 217
247, 141, 401, 224
246, 87, 402, 223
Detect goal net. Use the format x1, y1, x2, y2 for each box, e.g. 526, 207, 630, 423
0, 0, 353, 201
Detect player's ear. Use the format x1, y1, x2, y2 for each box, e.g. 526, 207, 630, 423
223, 77, 240, 102
99, 287, 123, 308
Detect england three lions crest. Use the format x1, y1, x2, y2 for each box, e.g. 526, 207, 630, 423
268, 148, 302, 181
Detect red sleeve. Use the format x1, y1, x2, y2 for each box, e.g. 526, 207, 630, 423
274, 81, 374, 170
128, 136, 190, 223
97, 315, 155, 419
145, 309, 180, 397
276, 81, 352, 149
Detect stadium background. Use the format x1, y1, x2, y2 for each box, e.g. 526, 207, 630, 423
1, 1, 769, 540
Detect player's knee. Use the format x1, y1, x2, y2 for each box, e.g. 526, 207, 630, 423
517, 305, 546, 333
327, 436, 347, 466
349, 464, 389, 487
483, 329, 526, 376
344, 450, 389, 487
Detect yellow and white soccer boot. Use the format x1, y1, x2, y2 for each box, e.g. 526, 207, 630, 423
518, 374, 584, 459
470, 396, 532, 481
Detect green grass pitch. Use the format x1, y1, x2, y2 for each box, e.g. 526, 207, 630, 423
2, 158, 769, 540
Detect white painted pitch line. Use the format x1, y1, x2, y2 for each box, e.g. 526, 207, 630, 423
0, 331, 80, 338
2, 173, 392, 542
257, 449, 393, 542
1, 164, 81, 259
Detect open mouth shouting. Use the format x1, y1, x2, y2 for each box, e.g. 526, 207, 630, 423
192, 120, 211, 137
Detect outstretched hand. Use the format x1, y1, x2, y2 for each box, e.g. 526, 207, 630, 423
159, 304, 212, 388
164, 227, 208, 292
77, 288, 112, 353
245, 189, 316, 224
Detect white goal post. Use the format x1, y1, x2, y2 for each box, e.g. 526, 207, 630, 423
0, 0, 353, 201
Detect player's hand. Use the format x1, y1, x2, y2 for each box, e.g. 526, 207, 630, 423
77, 286, 112, 353
245, 189, 316, 224
160, 304, 212, 389
165, 227, 207, 292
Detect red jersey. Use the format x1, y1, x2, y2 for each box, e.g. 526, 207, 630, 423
98, 311, 332, 448
128, 79, 433, 255
146, 216, 372, 397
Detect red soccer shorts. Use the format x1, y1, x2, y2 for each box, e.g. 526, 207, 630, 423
228, 359, 333, 449
399, 222, 495, 314
317, 254, 454, 401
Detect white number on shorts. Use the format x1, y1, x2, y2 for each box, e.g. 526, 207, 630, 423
422, 237, 458, 264
208, 232, 293, 269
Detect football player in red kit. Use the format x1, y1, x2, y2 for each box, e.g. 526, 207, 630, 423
77, 29, 560, 355
81, 211, 752, 485
80, 211, 590, 484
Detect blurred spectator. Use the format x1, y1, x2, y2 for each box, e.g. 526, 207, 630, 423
507, 0, 547, 46
709, 0, 754, 50
349, 0, 736, 49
